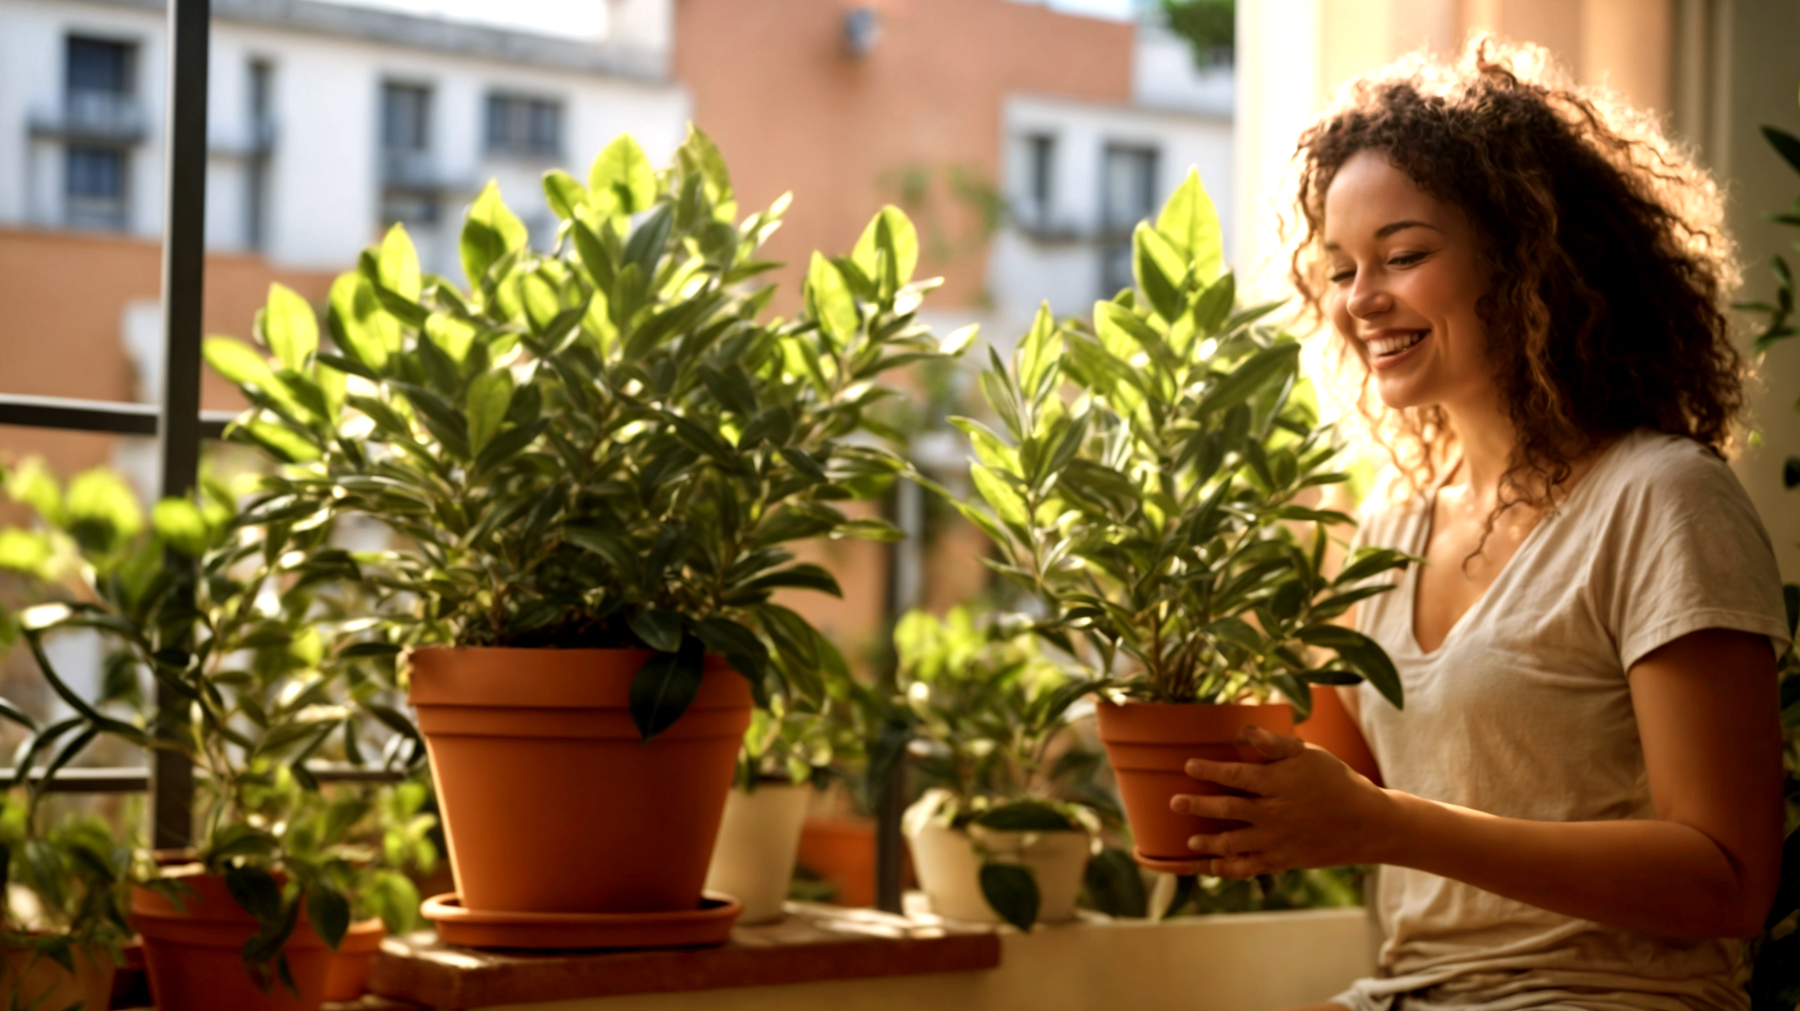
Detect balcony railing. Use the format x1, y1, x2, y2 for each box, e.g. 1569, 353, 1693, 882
29, 90, 149, 144
383, 147, 463, 192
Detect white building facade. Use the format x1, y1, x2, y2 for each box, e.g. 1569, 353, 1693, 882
0, 0, 688, 277
985, 20, 1234, 331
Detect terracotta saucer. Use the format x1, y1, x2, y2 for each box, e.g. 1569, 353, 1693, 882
1131, 848, 1210, 875
422, 892, 742, 950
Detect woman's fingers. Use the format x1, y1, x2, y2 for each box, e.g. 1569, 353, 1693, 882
1184, 757, 1272, 792
1187, 827, 1268, 856
1239, 724, 1308, 760
1168, 791, 1257, 820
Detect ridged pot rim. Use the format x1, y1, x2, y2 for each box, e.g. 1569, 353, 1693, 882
407, 645, 753, 710
1094, 698, 1294, 746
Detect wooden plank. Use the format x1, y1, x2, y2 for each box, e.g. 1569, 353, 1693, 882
366, 903, 1002, 1010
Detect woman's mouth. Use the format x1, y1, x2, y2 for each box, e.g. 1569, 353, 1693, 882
1367, 330, 1428, 367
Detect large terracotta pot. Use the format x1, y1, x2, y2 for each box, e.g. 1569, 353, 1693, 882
1094, 700, 1294, 866
1294, 685, 1384, 786
0, 939, 114, 1011
322, 918, 385, 1002
704, 782, 811, 924
408, 647, 754, 914
906, 819, 1091, 925
130, 873, 332, 1011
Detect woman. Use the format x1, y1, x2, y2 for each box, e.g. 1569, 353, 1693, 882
1167, 41, 1790, 1011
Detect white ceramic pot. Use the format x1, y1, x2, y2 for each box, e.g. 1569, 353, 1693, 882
906, 817, 1091, 925
703, 781, 812, 924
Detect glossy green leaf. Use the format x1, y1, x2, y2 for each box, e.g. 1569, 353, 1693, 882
978, 863, 1040, 932
377, 224, 422, 300
262, 283, 319, 371
464, 369, 514, 457
589, 134, 659, 215
1154, 167, 1224, 284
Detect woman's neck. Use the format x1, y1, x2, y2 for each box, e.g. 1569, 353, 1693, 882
1443, 394, 1516, 505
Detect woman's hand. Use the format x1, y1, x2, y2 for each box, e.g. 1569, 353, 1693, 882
1164, 725, 1401, 878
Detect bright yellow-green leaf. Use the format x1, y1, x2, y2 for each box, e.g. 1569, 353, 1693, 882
329, 273, 394, 370
4, 458, 64, 526
680, 124, 736, 221
0, 529, 53, 577
939, 323, 979, 356
1154, 168, 1224, 284
521, 273, 562, 335
1016, 303, 1061, 399
65, 468, 143, 539
852, 206, 920, 288
466, 370, 514, 457
204, 336, 274, 388
542, 169, 588, 220
970, 463, 1028, 527
462, 181, 530, 286
806, 253, 858, 347
152, 499, 209, 556
588, 134, 658, 215
426, 315, 476, 363
263, 283, 319, 371
378, 224, 422, 299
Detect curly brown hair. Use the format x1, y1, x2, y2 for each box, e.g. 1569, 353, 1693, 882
1289, 38, 1743, 508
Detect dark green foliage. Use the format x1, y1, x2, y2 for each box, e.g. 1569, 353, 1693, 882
206, 129, 964, 740
941, 169, 1408, 709
1160, 0, 1235, 68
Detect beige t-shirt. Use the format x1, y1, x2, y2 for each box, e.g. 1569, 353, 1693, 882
1334, 429, 1791, 1011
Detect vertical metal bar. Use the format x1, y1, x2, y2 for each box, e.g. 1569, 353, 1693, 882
874, 479, 924, 914
151, 0, 210, 852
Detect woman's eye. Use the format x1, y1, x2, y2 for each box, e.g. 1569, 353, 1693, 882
1328, 268, 1354, 284
1388, 252, 1426, 267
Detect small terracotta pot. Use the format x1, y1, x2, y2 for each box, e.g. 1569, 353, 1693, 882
322, 918, 385, 1002
409, 647, 753, 914
130, 873, 331, 1011
704, 782, 812, 924
795, 815, 877, 907
1094, 700, 1294, 866
0, 939, 114, 1011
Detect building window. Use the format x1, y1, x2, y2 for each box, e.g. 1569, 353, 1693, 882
381, 82, 437, 224
66, 145, 127, 229
1015, 133, 1056, 231
486, 94, 562, 158
67, 37, 131, 96
1100, 144, 1160, 296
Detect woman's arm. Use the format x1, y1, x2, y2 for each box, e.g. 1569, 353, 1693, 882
1168, 628, 1784, 938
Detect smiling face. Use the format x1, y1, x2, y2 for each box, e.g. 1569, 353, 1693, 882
1322, 150, 1494, 413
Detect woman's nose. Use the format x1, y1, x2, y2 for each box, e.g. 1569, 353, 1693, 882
1347, 277, 1392, 319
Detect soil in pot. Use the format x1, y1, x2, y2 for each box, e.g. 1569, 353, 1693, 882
1094, 700, 1295, 868
323, 918, 385, 1002
130, 872, 332, 1011
704, 782, 811, 924
0, 939, 114, 1011
408, 647, 753, 915
906, 819, 1090, 925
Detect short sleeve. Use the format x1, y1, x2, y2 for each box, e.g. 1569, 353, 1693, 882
1603, 440, 1791, 671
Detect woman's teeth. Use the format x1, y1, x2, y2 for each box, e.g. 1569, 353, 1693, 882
1370, 331, 1427, 357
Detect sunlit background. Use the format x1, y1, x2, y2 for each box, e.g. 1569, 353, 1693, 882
0, 0, 1796, 702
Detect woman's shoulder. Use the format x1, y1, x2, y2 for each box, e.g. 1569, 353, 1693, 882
1579, 428, 1770, 552
1589, 428, 1748, 515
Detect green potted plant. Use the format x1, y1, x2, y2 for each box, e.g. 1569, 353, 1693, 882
938, 170, 1407, 871
2, 461, 392, 1011
1734, 109, 1800, 1011
205, 127, 968, 945
0, 800, 132, 1011
703, 691, 845, 924
890, 606, 1101, 930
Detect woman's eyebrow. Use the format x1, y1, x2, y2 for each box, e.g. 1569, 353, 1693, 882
1375, 219, 1442, 238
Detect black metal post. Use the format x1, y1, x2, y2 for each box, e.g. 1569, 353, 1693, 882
151, 0, 210, 852
874, 479, 924, 914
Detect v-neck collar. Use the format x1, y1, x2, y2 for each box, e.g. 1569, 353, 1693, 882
1402, 433, 1631, 659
